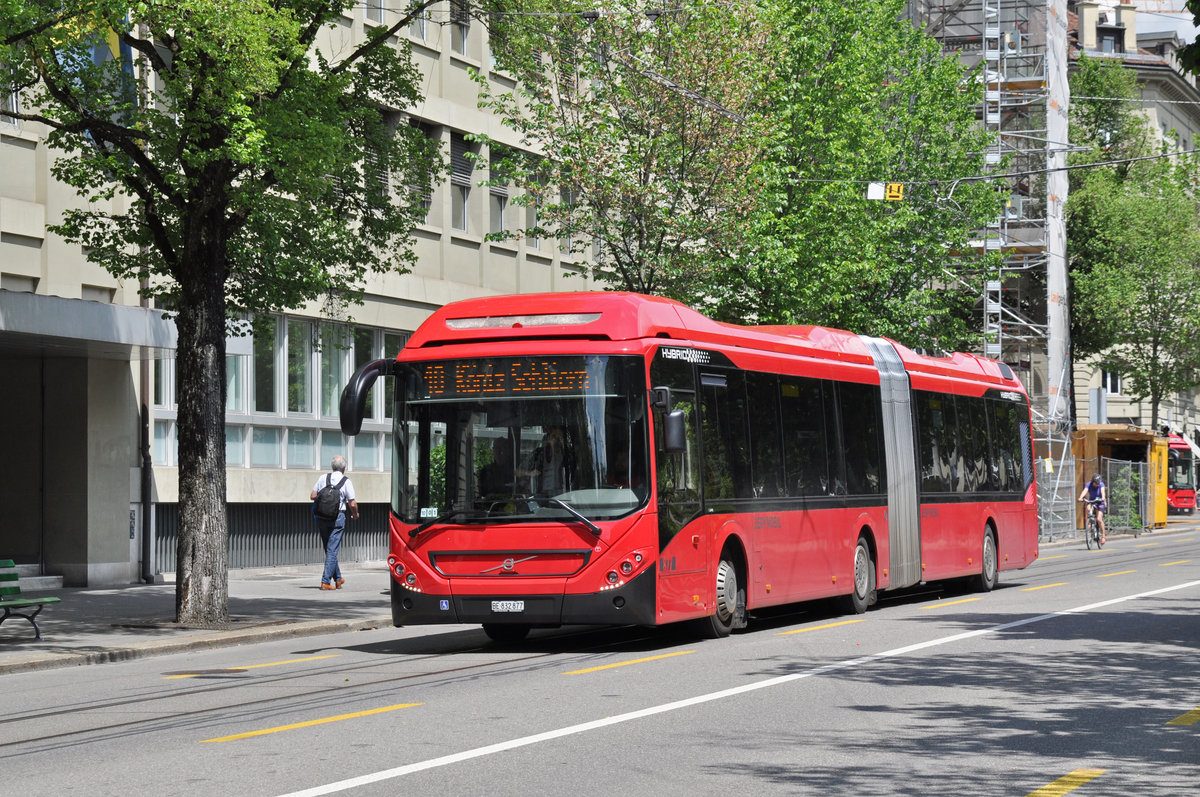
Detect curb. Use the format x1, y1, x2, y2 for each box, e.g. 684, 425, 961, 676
0, 614, 393, 676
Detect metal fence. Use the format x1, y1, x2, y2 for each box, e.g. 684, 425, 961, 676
153, 503, 390, 574
1099, 457, 1149, 533
1062, 456, 1151, 539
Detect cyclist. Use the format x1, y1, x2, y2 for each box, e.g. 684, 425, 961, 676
1079, 473, 1107, 545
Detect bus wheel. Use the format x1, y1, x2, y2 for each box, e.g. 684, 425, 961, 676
482, 623, 530, 643
975, 530, 998, 592
695, 554, 741, 638
844, 536, 875, 615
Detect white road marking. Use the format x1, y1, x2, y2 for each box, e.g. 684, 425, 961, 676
278, 580, 1200, 796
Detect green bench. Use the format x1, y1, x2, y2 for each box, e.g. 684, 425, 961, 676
0, 559, 61, 640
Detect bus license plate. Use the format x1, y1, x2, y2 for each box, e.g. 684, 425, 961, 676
491, 600, 524, 613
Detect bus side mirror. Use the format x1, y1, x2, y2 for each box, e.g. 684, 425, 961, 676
663, 410, 686, 454
340, 359, 396, 436
650, 386, 672, 410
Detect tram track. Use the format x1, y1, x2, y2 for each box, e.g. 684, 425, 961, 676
0, 624, 661, 753
4, 535, 1193, 755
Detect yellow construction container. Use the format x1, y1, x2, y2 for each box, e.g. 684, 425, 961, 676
1070, 424, 1167, 531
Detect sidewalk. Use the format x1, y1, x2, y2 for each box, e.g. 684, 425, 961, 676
0, 564, 393, 675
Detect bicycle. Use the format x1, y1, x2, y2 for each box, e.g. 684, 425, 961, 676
1082, 499, 1105, 550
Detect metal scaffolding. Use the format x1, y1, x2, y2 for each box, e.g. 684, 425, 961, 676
910, 0, 1075, 540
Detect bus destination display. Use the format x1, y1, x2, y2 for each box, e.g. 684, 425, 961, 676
417, 358, 592, 398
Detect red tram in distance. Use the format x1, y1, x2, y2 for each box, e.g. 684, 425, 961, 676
340, 292, 1039, 641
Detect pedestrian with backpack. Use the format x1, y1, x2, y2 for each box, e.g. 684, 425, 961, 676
310, 455, 359, 590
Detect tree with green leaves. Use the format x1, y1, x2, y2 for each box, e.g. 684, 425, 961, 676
709, 0, 1003, 350
1067, 57, 1200, 429
478, 0, 772, 296
0, 0, 441, 623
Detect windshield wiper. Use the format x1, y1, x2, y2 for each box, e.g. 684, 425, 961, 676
535, 497, 601, 535
410, 508, 487, 538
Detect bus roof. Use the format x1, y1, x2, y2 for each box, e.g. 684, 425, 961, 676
403, 291, 1021, 391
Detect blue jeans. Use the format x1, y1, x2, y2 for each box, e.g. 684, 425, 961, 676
318, 512, 345, 584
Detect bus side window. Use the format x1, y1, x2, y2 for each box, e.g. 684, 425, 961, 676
838, 381, 886, 495
780, 377, 829, 497
745, 372, 784, 498
915, 391, 949, 493
700, 370, 752, 504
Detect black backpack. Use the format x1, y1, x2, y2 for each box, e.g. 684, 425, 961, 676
313, 473, 344, 520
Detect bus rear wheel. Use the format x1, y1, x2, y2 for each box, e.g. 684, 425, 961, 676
482, 623, 530, 643
974, 529, 998, 592
844, 536, 876, 615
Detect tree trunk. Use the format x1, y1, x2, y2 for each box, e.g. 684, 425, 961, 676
174, 222, 230, 626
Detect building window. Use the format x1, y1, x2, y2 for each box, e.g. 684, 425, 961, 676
321, 430, 346, 469
355, 433, 380, 470
410, 7, 427, 39
383, 331, 407, 418
253, 318, 279, 413
1098, 28, 1123, 54
489, 148, 510, 234
287, 319, 312, 414
1103, 369, 1121, 395
226, 355, 246, 412
560, 186, 575, 253
451, 0, 470, 55
409, 120, 438, 224
154, 420, 176, 465
450, 132, 474, 232
251, 427, 282, 467
153, 360, 176, 409
225, 425, 245, 466
353, 327, 378, 421
287, 428, 316, 469
319, 323, 348, 418
1, 85, 17, 127
365, 0, 383, 24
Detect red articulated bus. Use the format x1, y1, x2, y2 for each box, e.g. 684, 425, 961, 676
340, 292, 1039, 641
1167, 434, 1196, 514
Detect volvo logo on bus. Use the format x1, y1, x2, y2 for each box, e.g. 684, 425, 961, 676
481, 555, 538, 574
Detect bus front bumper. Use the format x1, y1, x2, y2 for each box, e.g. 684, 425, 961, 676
391, 566, 657, 628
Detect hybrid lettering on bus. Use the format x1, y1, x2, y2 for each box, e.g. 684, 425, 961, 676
1167, 433, 1195, 514
340, 292, 1039, 641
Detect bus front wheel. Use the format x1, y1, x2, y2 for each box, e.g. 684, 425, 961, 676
694, 553, 742, 638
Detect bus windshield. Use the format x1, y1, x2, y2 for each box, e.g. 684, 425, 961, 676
1169, 447, 1194, 490
394, 355, 649, 526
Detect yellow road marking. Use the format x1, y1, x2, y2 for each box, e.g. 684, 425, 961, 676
1024, 769, 1105, 796
166, 654, 340, 679
1021, 582, 1068, 592
1177, 538, 1194, 542
777, 618, 866, 636
1167, 707, 1200, 726
922, 598, 981, 610
1097, 570, 1135, 578
1038, 554, 1067, 561
201, 702, 421, 742
1161, 560, 1191, 567
1135, 542, 1159, 548
563, 650, 693, 675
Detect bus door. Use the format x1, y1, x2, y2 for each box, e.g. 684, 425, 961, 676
650, 349, 704, 619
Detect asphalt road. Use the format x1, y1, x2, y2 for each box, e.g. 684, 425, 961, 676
3, 532, 1198, 797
